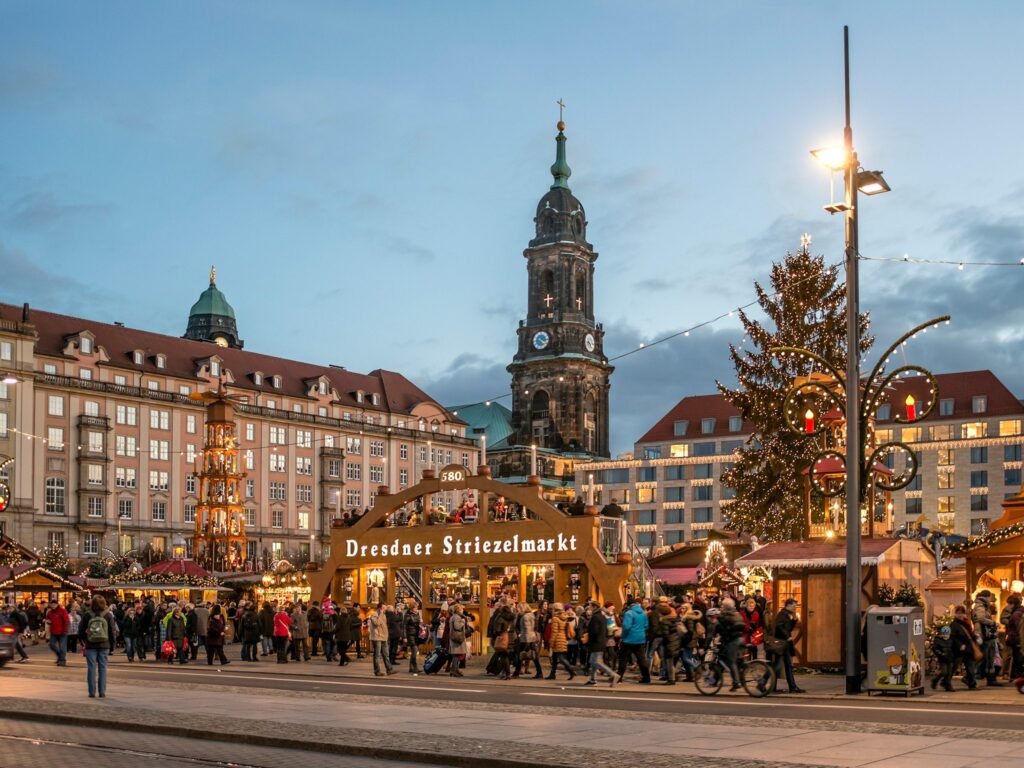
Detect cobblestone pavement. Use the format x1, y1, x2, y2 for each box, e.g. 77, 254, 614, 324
0, 720, 434, 768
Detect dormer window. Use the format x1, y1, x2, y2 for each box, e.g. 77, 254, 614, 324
253, 373, 263, 386
356, 391, 364, 403
370, 393, 380, 406
316, 381, 326, 395
272, 375, 281, 389
210, 361, 220, 377
133, 351, 144, 365
155, 354, 166, 369
80, 337, 92, 354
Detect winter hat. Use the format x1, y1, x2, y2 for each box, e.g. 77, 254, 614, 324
939, 625, 951, 636
603, 601, 615, 609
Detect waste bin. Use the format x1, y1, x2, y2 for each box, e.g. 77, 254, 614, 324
865, 605, 926, 696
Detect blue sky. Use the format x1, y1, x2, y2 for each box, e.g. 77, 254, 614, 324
3, 2, 1023, 454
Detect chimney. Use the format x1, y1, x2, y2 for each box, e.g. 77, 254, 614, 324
22, 302, 30, 322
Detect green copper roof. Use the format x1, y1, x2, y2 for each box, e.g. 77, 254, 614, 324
189, 269, 236, 320
550, 128, 571, 190
448, 401, 514, 449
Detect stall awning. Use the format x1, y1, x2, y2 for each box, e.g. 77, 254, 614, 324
736, 538, 897, 570
653, 567, 700, 584
0, 564, 88, 592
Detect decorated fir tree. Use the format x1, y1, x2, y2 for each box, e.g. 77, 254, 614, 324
716, 241, 872, 541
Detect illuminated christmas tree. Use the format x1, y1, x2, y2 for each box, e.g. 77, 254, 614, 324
716, 238, 872, 540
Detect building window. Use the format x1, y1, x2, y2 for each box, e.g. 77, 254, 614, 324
664, 465, 685, 481
721, 485, 737, 500
664, 508, 684, 524
296, 457, 312, 475
272, 509, 283, 529
44, 478, 66, 515
972, 396, 987, 414
87, 464, 103, 486
694, 463, 714, 480
962, 422, 988, 439
370, 465, 384, 483
297, 485, 313, 503
87, 432, 103, 453
399, 469, 408, 486
970, 470, 988, 488
245, 508, 256, 527
327, 459, 341, 478
298, 510, 310, 530
692, 507, 713, 523
47, 531, 65, 550
905, 497, 922, 516
1000, 420, 1023, 437
638, 466, 656, 482
902, 427, 922, 443
269, 482, 287, 501
635, 509, 656, 525
701, 418, 716, 434
637, 488, 655, 503
209, 361, 220, 377
642, 447, 661, 460
970, 446, 988, 464
85, 496, 104, 517
0, 341, 10, 361
1006, 445, 1023, 462
186, 474, 196, 494
115, 404, 137, 425
113, 374, 126, 385
346, 489, 361, 507
297, 430, 313, 449
938, 399, 954, 417
48, 395, 64, 416
115, 467, 136, 488
83, 533, 100, 556
728, 416, 743, 433
400, 444, 409, 460
149, 471, 169, 491
152, 501, 166, 521
669, 444, 689, 459
937, 448, 954, 466
118, 499, 134, 520
43, 363, 57, 374
346, 463, 362, 481
970, 517, 990, 535
876, 403, 892, 421
1006, 468, 1023, 487
115, 436, 136, 457
246, 479, 255, 498
694, 442, 717, 457
346, 437, 361, 455
971, 494, 988, 512
184, 504, 196, 523
673, 420, 688, 437
664, 488, 685, 503
930, 424, 954, 441
48, 427, 65, 450
79, 368, 93, 380
270, 454, 286, 472
149, 440, 169, 461
245, 423, 255, 441
269, 426, 286, 445
370, 440, 385, 457
693, 485, 714, 501
938, 472, 955, 490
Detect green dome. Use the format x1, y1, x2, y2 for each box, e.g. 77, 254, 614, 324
189, 267, 236, 320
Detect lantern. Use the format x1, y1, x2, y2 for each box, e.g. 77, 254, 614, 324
905, 395, 916, 421
804, 409, 815, 434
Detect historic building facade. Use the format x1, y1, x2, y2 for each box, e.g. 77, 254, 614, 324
506, 119, 613, 459
576, 371, 1024, 550
0, 276, 475, 564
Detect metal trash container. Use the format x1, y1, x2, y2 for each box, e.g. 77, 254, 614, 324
865, 605, 926, 696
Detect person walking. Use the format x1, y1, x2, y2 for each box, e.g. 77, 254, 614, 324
191, 602, 210, 661
45, 599, 69, 667
1001, 593, 1023, 681
67, 602, 82, 657
386, 604, 403, 668
585, 602, 617, 687
122, 606, 140, 662
973, 591, 1001, 686
950, 605, 978, 689
335, 604, 354, 666
741, 596, 766, 660
79, 595, 117, 698
307, 600, 323, 657
653, 599, 681, 684
615, 598, 651, 684
321, 603, 337, 663
545, 604, 576, 680
273, 604, 292, 664
351, 602, 365, 659
259, 602, 275, 657
489, 599, 517, 680
515, 603, 541, 679
290, 603, 310, 661
931, 624, 955, 691
446, 604, 471, 677
166, 605, 188, 664
206, 604, 231, 666
770, 598, 805, 693
403, 600, 423, 674
369, 603, 395, 676
715, 597, 746, 692
239, 602, 261, 661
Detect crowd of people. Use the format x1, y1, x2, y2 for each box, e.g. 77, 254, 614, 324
10, 585, 1024, 698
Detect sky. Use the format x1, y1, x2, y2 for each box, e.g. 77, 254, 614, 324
3, 2, 1023, 455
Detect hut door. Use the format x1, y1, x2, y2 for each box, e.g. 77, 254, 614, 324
806, 573, 842, 664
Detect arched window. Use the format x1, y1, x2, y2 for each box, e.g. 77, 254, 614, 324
530, 391, 551, 448
583, 391, 598, 453
539, 269, 555, 316
418, 418, 426, 432
430, 419, 440, 433
575, 269, 587, 314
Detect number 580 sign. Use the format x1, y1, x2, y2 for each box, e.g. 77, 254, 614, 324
437, 465, 468, 488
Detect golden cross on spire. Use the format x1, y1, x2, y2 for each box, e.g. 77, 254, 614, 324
556, 98, 566, 130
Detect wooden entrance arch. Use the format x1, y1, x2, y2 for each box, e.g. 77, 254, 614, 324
308, 466, 632, 635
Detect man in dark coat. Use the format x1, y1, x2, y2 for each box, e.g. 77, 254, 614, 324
259, 602, 276, 657
335, 605, 355, 666
307, 601, 323, 656
771, 598, 805, 693
386, 604, 404, 666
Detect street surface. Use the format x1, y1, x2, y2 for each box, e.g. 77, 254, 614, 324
4, 651, 1024, 767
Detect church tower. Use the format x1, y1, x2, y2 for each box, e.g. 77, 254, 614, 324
184, 266, 244, 349
507, 118, 612, 457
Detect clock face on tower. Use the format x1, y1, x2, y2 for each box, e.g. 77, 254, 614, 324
532, 331, 551, 350
584, 333, 596, 353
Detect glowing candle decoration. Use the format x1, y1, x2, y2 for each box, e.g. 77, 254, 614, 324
905, 394, 916, 420
804, 409, 815, 434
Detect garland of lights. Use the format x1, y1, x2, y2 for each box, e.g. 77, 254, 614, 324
943, 519, 1024, 557
772, 315, 950, 513
109, 572, 220, 588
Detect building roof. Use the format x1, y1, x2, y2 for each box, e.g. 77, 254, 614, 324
637, 371, 1021, 447
735, 538, 902, 569
143, 559, 211, 578
449, 401, 513, 449
638, 393, 744, 444
189, 274, 236, 320
1, 302, 461, 422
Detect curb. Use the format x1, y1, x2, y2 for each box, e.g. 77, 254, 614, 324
0, 708, 550, 768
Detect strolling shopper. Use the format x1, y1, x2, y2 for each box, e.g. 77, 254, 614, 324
80, 595, 117, 698
545, 603, 576, 680
615, 598, 650, 684
273, 603, 292, 664
240, 602, 261, 661
45, 598, 69, 667
335, 604, 354, 666
206, 604, 231, 666
369, 602, 395, 676
403, 600, 423, 674
585, 602, 617, 687
770, 598, 804, 693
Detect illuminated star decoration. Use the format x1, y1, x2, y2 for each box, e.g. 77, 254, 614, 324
800, 233, 813, 250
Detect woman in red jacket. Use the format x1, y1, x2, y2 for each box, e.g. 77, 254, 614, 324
740, 596, 765, 660
273, 603, 292, 664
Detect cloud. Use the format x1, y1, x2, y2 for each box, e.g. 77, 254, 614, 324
0, 63, 58, 101
385, 235, 435, 263
0, 241, 112, 315
421, 353, 510, 409
4, 191, 111, 231
633, 276, 677, 292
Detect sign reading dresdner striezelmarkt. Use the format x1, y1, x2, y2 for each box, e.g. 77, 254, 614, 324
344, 532, 580, 560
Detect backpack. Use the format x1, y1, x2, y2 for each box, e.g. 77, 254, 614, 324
86, 613, 109, 644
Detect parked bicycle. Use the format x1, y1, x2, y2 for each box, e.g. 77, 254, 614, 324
694, 643, 775, 697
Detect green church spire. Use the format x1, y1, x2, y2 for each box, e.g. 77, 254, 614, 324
550, 112, 571, 190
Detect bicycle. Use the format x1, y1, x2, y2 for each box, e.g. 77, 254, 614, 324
694, 642, 775, 697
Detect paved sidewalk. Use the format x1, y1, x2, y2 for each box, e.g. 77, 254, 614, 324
2, 673, 1024, 768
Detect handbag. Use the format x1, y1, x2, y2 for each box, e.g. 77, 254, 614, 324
494, 631, 510, 651
970, 639, 984, 664
765, 636, 789, 655
750, 628, 765, 646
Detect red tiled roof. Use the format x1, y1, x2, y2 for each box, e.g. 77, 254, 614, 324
143, 559, 210, 578
1, 302, 461, 422
735, 538, 900, 568
638, 393, 744, 443
638, 371, 1021, 445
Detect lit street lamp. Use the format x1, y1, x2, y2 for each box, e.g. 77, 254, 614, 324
811, 26, 891, 695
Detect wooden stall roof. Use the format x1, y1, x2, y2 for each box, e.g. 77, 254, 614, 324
736, 538, 903, 570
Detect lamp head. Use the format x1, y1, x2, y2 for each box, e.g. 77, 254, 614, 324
857, 169, 891, 195
1, 374, 17, 385
811, 146, 853, 171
